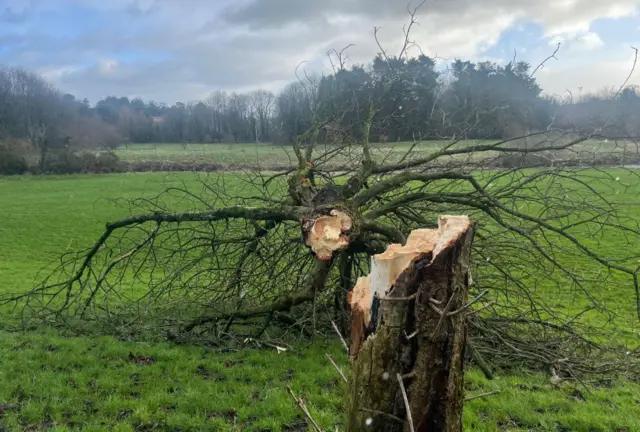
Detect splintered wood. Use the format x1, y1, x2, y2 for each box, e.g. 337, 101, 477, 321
348, 215, 470, 354
345, 215, 473, 432
303, 209, 352, 260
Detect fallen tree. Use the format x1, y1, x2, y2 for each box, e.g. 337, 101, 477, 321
3, 5, 640, 381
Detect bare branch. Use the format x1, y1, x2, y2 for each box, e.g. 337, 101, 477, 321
464, 390, 501, 402
396, 373, 415, 432
326, 353, 347, 382
286, 386, 324, 432
530, 43, 561, 78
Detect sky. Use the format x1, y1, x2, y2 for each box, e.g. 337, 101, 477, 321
1, 0, 639, 104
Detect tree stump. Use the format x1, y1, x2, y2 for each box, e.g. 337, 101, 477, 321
345, 215, 474, 432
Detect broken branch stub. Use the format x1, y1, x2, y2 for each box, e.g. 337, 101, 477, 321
303, 209, 353, 260
346, 215, 473, 432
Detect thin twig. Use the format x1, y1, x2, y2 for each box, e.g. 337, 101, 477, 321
404, 330, 418, 340
431, 294, 456, 339
447, 289, 489, 316
378, 293, 417, 302
373, 27, 390, 64
326, 353, 347, 383
359, 408, 403, 423
530, 43, 560, 78
331, 320, 349, 353
464, 390, 501, 402
400, 371, 416, 380
429, 303, 444, 316
614, 46, 639, 97
396, 373, 415, 432
463, 301, 496, 316
286, 386, 324, 432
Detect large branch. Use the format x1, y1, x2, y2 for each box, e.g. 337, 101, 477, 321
359, 171, 640, 319
363, 192, 467, 220
460, 175, 640, 318
384, 171, 640, 319
372, 134, 589, 174
107, 206, 303, 230
31, 206, 305, 305
353, 171, 467, 207
362, 220, 407, 244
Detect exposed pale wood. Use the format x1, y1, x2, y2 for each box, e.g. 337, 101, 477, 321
347, 275, 370, 355
304, 209, 353, 260
369, 228, 439, 305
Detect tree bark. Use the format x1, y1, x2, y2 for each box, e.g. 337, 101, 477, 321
345, 216, 474, 432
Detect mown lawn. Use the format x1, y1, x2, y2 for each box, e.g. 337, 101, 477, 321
0, 171, 639, 431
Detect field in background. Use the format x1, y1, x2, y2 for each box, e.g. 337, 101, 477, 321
1, 170, 640, 430
114, 142, 454, 168
115, 143, 295, 167
113, 139, 633, 168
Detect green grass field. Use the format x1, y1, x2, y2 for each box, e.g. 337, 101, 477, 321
114, 142, 463, 168
115, 143, 295, 167
112, 139, 629, 168
1, 171, 639, 431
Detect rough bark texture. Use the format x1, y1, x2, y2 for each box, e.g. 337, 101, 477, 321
345, 216, 473, 432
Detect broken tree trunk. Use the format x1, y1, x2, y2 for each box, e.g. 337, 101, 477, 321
345, 215, 474, 432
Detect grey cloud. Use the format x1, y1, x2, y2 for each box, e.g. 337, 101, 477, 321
222, 0, 638, 28
54, 22, 340, 102
221, 0, 462, 28
7, 0, 637, 103
222, 0, 341, 29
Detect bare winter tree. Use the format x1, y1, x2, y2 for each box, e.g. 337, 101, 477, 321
1, 67, 64, 170
250, 90, 276, 142
5, 6, 640, 380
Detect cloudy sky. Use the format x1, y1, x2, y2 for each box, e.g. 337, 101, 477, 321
1, 0, 639, 104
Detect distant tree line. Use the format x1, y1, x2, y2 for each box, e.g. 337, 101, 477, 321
90, 90, 276, 145
1, 53, 640, 173
0, 65, 121, 174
